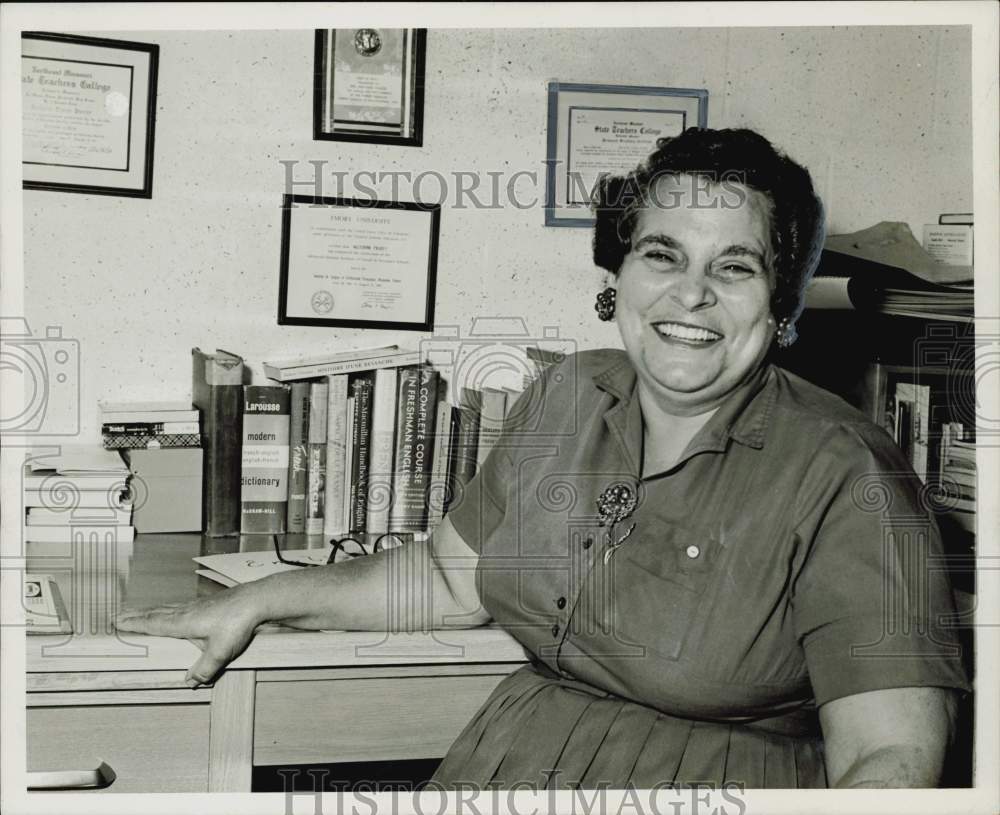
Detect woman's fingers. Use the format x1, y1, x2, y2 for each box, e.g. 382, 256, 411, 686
115, 605, 196, 637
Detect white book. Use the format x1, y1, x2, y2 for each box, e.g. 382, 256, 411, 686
366, 368, 399, 534
263, 345, 398, 375
476, 388, 508, 467
23, 489, 133, 509
24, 525, 135, 543
323, 375, 350, 537
27, 506, 132, 525
264, 351, 422, 382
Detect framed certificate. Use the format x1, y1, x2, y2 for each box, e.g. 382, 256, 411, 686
545, 82, 708, 227
278, 195, 440, 331
313, 29, 426, 147
22, 32, 158, 198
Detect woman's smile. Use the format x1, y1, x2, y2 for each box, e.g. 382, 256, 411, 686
650, 320, 724, 346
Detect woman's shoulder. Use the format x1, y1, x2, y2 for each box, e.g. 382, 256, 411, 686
768, 364, 911, 473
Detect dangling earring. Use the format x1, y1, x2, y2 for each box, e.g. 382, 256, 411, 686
775, 316, 794, 348
595, 286, 616, 321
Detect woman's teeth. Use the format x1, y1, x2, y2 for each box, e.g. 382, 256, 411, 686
652, 322, 722, 343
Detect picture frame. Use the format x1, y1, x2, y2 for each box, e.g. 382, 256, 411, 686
22, 32, 159, 198
313, 28, 427, 147
544, 82, 709, 227
278, 194, 440, 331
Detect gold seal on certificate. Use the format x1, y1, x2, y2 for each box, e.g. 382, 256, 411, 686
278, 195, 440, 331
544, 82, 708, 227
313, 29, 426, 147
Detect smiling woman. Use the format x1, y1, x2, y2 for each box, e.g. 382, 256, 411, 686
118, 128, 969, 791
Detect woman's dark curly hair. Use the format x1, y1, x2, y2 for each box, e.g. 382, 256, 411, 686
592, 127, 825, 344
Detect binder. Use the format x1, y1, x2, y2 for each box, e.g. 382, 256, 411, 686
192, 348, 245, 536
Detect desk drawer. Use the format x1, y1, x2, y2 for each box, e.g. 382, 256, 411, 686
254, 673, 507, 765
28, 703, 210, 792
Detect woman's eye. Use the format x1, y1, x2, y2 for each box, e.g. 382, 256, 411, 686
713, 263, 756, 280
643, 250, 678, 265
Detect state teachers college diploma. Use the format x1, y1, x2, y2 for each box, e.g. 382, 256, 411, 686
284, 205, 434, 325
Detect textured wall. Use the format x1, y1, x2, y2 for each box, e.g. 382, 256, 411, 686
23, 26, 972, 435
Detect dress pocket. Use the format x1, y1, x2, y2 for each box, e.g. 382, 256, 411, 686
610, 521, 720, 659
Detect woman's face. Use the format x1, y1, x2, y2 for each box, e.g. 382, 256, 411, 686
614, 174, 777, 416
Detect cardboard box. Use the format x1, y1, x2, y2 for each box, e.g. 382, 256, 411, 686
123, 448, 203, 533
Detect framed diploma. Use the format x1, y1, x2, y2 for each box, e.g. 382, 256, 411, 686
545, 82, 708, 227
21, 32, 158, 198
278, 194, 440, 331
313, 29, 426, 147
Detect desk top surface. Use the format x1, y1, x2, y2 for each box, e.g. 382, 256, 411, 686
26, 533, 527, 674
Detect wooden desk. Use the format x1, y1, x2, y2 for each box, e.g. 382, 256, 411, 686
26, 533, 528, 793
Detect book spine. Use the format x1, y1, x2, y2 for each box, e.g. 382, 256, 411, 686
103, 433, 201, 450
102, 422, 200, 434
341, 395, 356, 535
240, 385, 291, 534
453, 403, 481, 489
476, 389, 508, 467
389, 367, 439, 532
323, 375, 350, 537
263, 345, 399, 376
348, 373, 375, 533
101, 412, 200, 424
426, 394, 454, 529
27, 506, 132, 525
269, 351, 423, 381
366, 367, 399, 535
285, 382, 311, 533
191, 348, 244, 536
305, 381, 329, 534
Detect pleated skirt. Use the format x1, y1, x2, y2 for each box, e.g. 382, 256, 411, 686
432, 664, 827, 790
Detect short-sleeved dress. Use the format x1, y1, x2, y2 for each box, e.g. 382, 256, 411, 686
433, 349, 969, 789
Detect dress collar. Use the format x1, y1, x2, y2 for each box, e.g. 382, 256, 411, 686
592, 351, 777, 474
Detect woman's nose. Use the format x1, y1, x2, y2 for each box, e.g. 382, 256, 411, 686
667, 270, 716, 311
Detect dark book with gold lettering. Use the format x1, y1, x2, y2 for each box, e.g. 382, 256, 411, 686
348, 372, 376, 533
240, 385, 291, 534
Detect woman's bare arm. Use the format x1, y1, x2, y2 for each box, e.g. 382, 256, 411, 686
819, 686, 958, 787
116, 516, 488, 685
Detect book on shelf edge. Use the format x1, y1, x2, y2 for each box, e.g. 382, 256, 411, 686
427, 391, 456, 529
264, 349, 422, 382
286, 382, 311, 534
452, 399, 481, 494
305, 380, 329, 535
24, 525, 136, 543
366, 367, 400, 535
103, 433, 201, 450
389, 366, 439, 532
102, 421, 200, 435
192, 348, 245, 536
474, 387, 508, 468
323, 375, 350, 537
262, 345, 398, 377
27, 506, 132, 525
348, 372, 375, 533
240, 384, 291, 535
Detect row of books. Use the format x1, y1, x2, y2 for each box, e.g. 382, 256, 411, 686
100, 400, 201, 450
195, 345, 560, 537
882, 378, 976, 533
21, 446, 135, 543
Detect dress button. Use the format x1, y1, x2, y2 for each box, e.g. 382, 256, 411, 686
551, 623, 560, 637
556, 596, 566, 609
686, 545, 700, 559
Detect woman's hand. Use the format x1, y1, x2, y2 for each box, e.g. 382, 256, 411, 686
115, 585, 264, 687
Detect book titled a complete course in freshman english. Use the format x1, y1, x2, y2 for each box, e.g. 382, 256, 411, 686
241, 385, 291, 534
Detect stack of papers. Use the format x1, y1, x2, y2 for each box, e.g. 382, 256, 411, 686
194, 546, 333, 587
